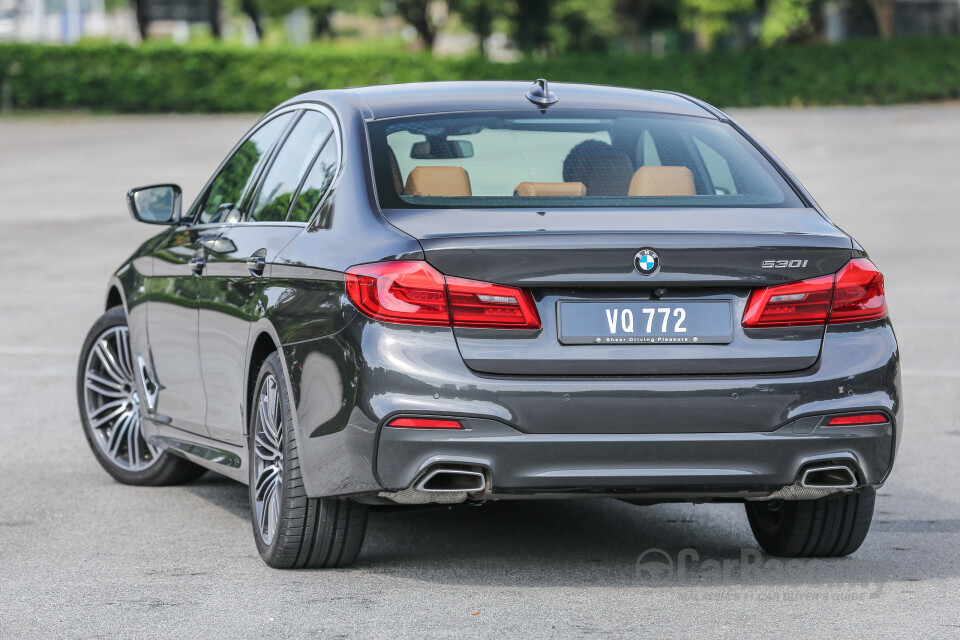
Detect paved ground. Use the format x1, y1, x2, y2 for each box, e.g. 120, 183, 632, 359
0, 105, 958, 638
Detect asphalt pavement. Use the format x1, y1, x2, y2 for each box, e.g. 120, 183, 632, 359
0, 105, 958, 638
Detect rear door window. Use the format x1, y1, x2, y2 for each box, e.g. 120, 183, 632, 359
250, 111, 334, 222
288, 136, 339, 224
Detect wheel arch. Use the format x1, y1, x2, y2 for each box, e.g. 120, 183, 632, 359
245, 321, 298, 439
105, 277, 127, 313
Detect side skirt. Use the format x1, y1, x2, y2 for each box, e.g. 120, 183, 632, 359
145, 418, 248, 484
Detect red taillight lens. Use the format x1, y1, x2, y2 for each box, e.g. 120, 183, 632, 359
446, 276, 541, 329
387, 417, 463, 429
344, 261, 449, 326
742, 275, 835, 327
830, 259, 887, 323
743, 258, 887, 328
345, 261, 541, 330
826, 413, 889, 426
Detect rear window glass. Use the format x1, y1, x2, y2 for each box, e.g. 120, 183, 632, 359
368, 110, 802, 209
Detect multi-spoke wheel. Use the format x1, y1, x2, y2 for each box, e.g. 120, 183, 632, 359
249, 353, 368, 569
82, 325, 158, 471
252, 374, 283, 545
77, 306, 205, 485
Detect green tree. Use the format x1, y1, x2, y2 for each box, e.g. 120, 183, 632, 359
679, 0, 755, 51
251, 0, 337, 38
614, 0, 681, 52
548, 0, 618, 53
238, 0, 264, 39
448, 0, 511, 58
394, 0, 444, 50
510, 0, 553, 53
867, 0, 895, 39
759, 0, 815, 46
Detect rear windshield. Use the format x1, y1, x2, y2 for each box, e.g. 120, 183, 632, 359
368, 110, 803, 209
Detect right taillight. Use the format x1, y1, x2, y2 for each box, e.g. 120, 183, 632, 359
344, 260, 541, 330
743, 258, 887, 328
829, 259, 888, 323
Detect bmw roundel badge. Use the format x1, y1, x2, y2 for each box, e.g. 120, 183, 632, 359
634, 249, 660, 276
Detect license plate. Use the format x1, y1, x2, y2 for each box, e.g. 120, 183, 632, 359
558, 300, 733, 345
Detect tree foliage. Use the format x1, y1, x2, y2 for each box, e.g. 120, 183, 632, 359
548, 0, 619, 53
448, 0, 511, 57
760, 0, 815, 46
679, 0, 755, 50
394, 0, 444, 49
122, 0, 910, 55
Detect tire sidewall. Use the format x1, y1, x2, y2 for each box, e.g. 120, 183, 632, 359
249, 352, 295, 564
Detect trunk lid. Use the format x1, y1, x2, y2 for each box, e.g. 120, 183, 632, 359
383, 207, 853, 375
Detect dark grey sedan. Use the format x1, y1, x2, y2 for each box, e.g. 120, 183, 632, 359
77, 80, 900, 568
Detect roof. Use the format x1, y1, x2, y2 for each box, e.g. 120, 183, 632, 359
288, 81, 716, 121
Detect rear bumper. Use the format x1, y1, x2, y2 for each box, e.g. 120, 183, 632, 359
375, 416, 894, 497
282, 318, 901, 499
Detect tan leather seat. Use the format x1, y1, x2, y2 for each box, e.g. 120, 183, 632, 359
629, 166, 696, 197
514, 182, 586, 197
403, 166, 472, 197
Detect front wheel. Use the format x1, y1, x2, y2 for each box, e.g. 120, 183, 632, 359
77, 306, 206, 485
745, 488, 876, 557
249, 352, 368, 569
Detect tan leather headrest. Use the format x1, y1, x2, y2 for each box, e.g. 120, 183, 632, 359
403, 166, 472, 197
629, 166, 696, 197
514, 182, 586, 197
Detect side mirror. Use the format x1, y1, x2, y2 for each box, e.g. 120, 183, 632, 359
126, 184, 182, 225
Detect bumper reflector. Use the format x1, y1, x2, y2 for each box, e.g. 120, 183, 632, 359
387, 417, 463, 429
826, 413, 889, 426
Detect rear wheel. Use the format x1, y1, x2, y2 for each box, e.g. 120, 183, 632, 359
77, 306, 205, 485
744, 488, 876, 557
249, 352, 368, 569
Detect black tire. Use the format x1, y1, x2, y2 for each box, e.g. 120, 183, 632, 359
249, 352, 368, 569
77, 306, 206, 486
745, 488, 876, 557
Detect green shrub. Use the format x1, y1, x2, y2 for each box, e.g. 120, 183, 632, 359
1, 37, 958, 113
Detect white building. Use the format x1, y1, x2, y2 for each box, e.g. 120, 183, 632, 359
0, 0, 138, 43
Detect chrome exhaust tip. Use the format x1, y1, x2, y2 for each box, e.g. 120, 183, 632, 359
800, 465, 858, 489
415, 468, 486, 493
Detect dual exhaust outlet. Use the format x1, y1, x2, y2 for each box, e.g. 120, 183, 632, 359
799, 464, 858, 489
415, 467, 487, 494
379, 466, 487, 505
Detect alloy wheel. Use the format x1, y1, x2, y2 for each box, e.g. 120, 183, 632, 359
253, 374, 283, 546
82, 326, 159, 471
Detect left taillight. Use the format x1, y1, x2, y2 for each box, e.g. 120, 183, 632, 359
345, 260, 541, 330
743, 258, 887, 328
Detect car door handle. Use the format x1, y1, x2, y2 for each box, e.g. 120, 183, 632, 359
246, 255, 266, 276
189, 256, 205, 276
